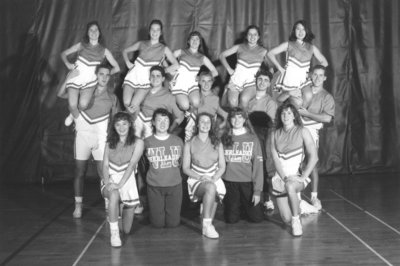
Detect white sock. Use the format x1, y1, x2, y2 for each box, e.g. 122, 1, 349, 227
203, 218, 212, 227
75, 196, 83, 204
109, 221, 119, 231
311, 192, 318, 199
297, 192, 301, 200
292, 215, 300, 221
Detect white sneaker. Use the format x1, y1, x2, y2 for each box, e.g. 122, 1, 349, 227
291, 218, 303, 236
264, 200, 275, 211
300, 200, 319, 215
202, 224, 219, 239
134, 204, 143, 214
110, 229, 122, 247
311, 197, 322, 211
73, 203, 82, 218
64, 114, 74, 126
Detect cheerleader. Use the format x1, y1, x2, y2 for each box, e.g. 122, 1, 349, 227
267, 20, 328, 108
219, 25, 269, 109
183, 113, 226, 238
60, 21, 120, 126
122, 20, 179, 116
270, 102, 318, 236
170, 31, 218, 111
102, 112, 144, 247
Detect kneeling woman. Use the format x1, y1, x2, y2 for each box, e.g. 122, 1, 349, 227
183, 112, 226, 239
221, 108, 264, 223
102, 112, 144, 247
144, 108, 184, 228
271, 102, 318, 236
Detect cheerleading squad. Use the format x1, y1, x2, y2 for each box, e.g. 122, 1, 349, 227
57, 19, 335, 247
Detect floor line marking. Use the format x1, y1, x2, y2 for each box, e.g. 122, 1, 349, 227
330, 189, 400, 236
0, 204, 72, 266
325, 211, 393, 266
72, 219, 107, 266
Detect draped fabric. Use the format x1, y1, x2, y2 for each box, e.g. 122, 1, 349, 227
0, 0, 399, 183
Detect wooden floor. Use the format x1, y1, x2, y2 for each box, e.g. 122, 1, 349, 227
1, 173, 400, 266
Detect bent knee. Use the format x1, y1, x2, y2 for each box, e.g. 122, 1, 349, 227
178, 101, 190, 111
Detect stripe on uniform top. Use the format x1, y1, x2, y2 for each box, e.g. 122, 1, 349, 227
79, 111, 109, 124
76, 56, 102, 67
179, 60, 201, 72
109, 161, 129, 173
191, 162, 219, 176
236, 59, 262, 69
286, 56, 311, 69
135, 57, 162, 67
277, 147, 303, 161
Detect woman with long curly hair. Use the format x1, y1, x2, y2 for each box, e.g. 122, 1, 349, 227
183, 112, 226, 239
102, 112, 144, 247
270, 102, 318, 236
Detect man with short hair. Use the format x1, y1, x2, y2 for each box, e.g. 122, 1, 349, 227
59, 62, 119, 218
298, 65, 335, 210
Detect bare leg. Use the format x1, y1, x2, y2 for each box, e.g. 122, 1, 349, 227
130, 88, 150, 114
175, 94, 190, 111
95, 160, 104, 181
68, 88, 80, 118
188, 90, 200, 109
78, 87, 96, 111
74, 160, 88, 197
123, 85, 135, 113
220, 86, 230, 109
302, 85, 313, 108
195, 182, 217, 219
285, 180, 304, 217
227, 87, 240, 108
239, 86, 256, 111
311, 167, 319, 193
275, 196, 292, 225
122, 206, 135, 234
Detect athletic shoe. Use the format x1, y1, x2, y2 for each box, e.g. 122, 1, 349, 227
134, 204, 144, 214
64, 114, 74, 127
73, 203, 82, 218
299, 200, 319, 215
311, 197, 322, 211
291, 218, 303, 236
202, 224, 219, 239
264, 200, 275, 211
110, 229, 122, 247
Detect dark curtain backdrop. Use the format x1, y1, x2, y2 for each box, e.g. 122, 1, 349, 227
1, 0, 399, 183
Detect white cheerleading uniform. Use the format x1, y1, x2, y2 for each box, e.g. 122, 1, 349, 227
170, 49, 204, 95
229, 44, 267, 92
271, 126, 311, 196
101, 142, 140, 207
275, 41, 314, 92
66, 42, 105, 91
123, 41, 166, 91
186, 136, 226, 202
